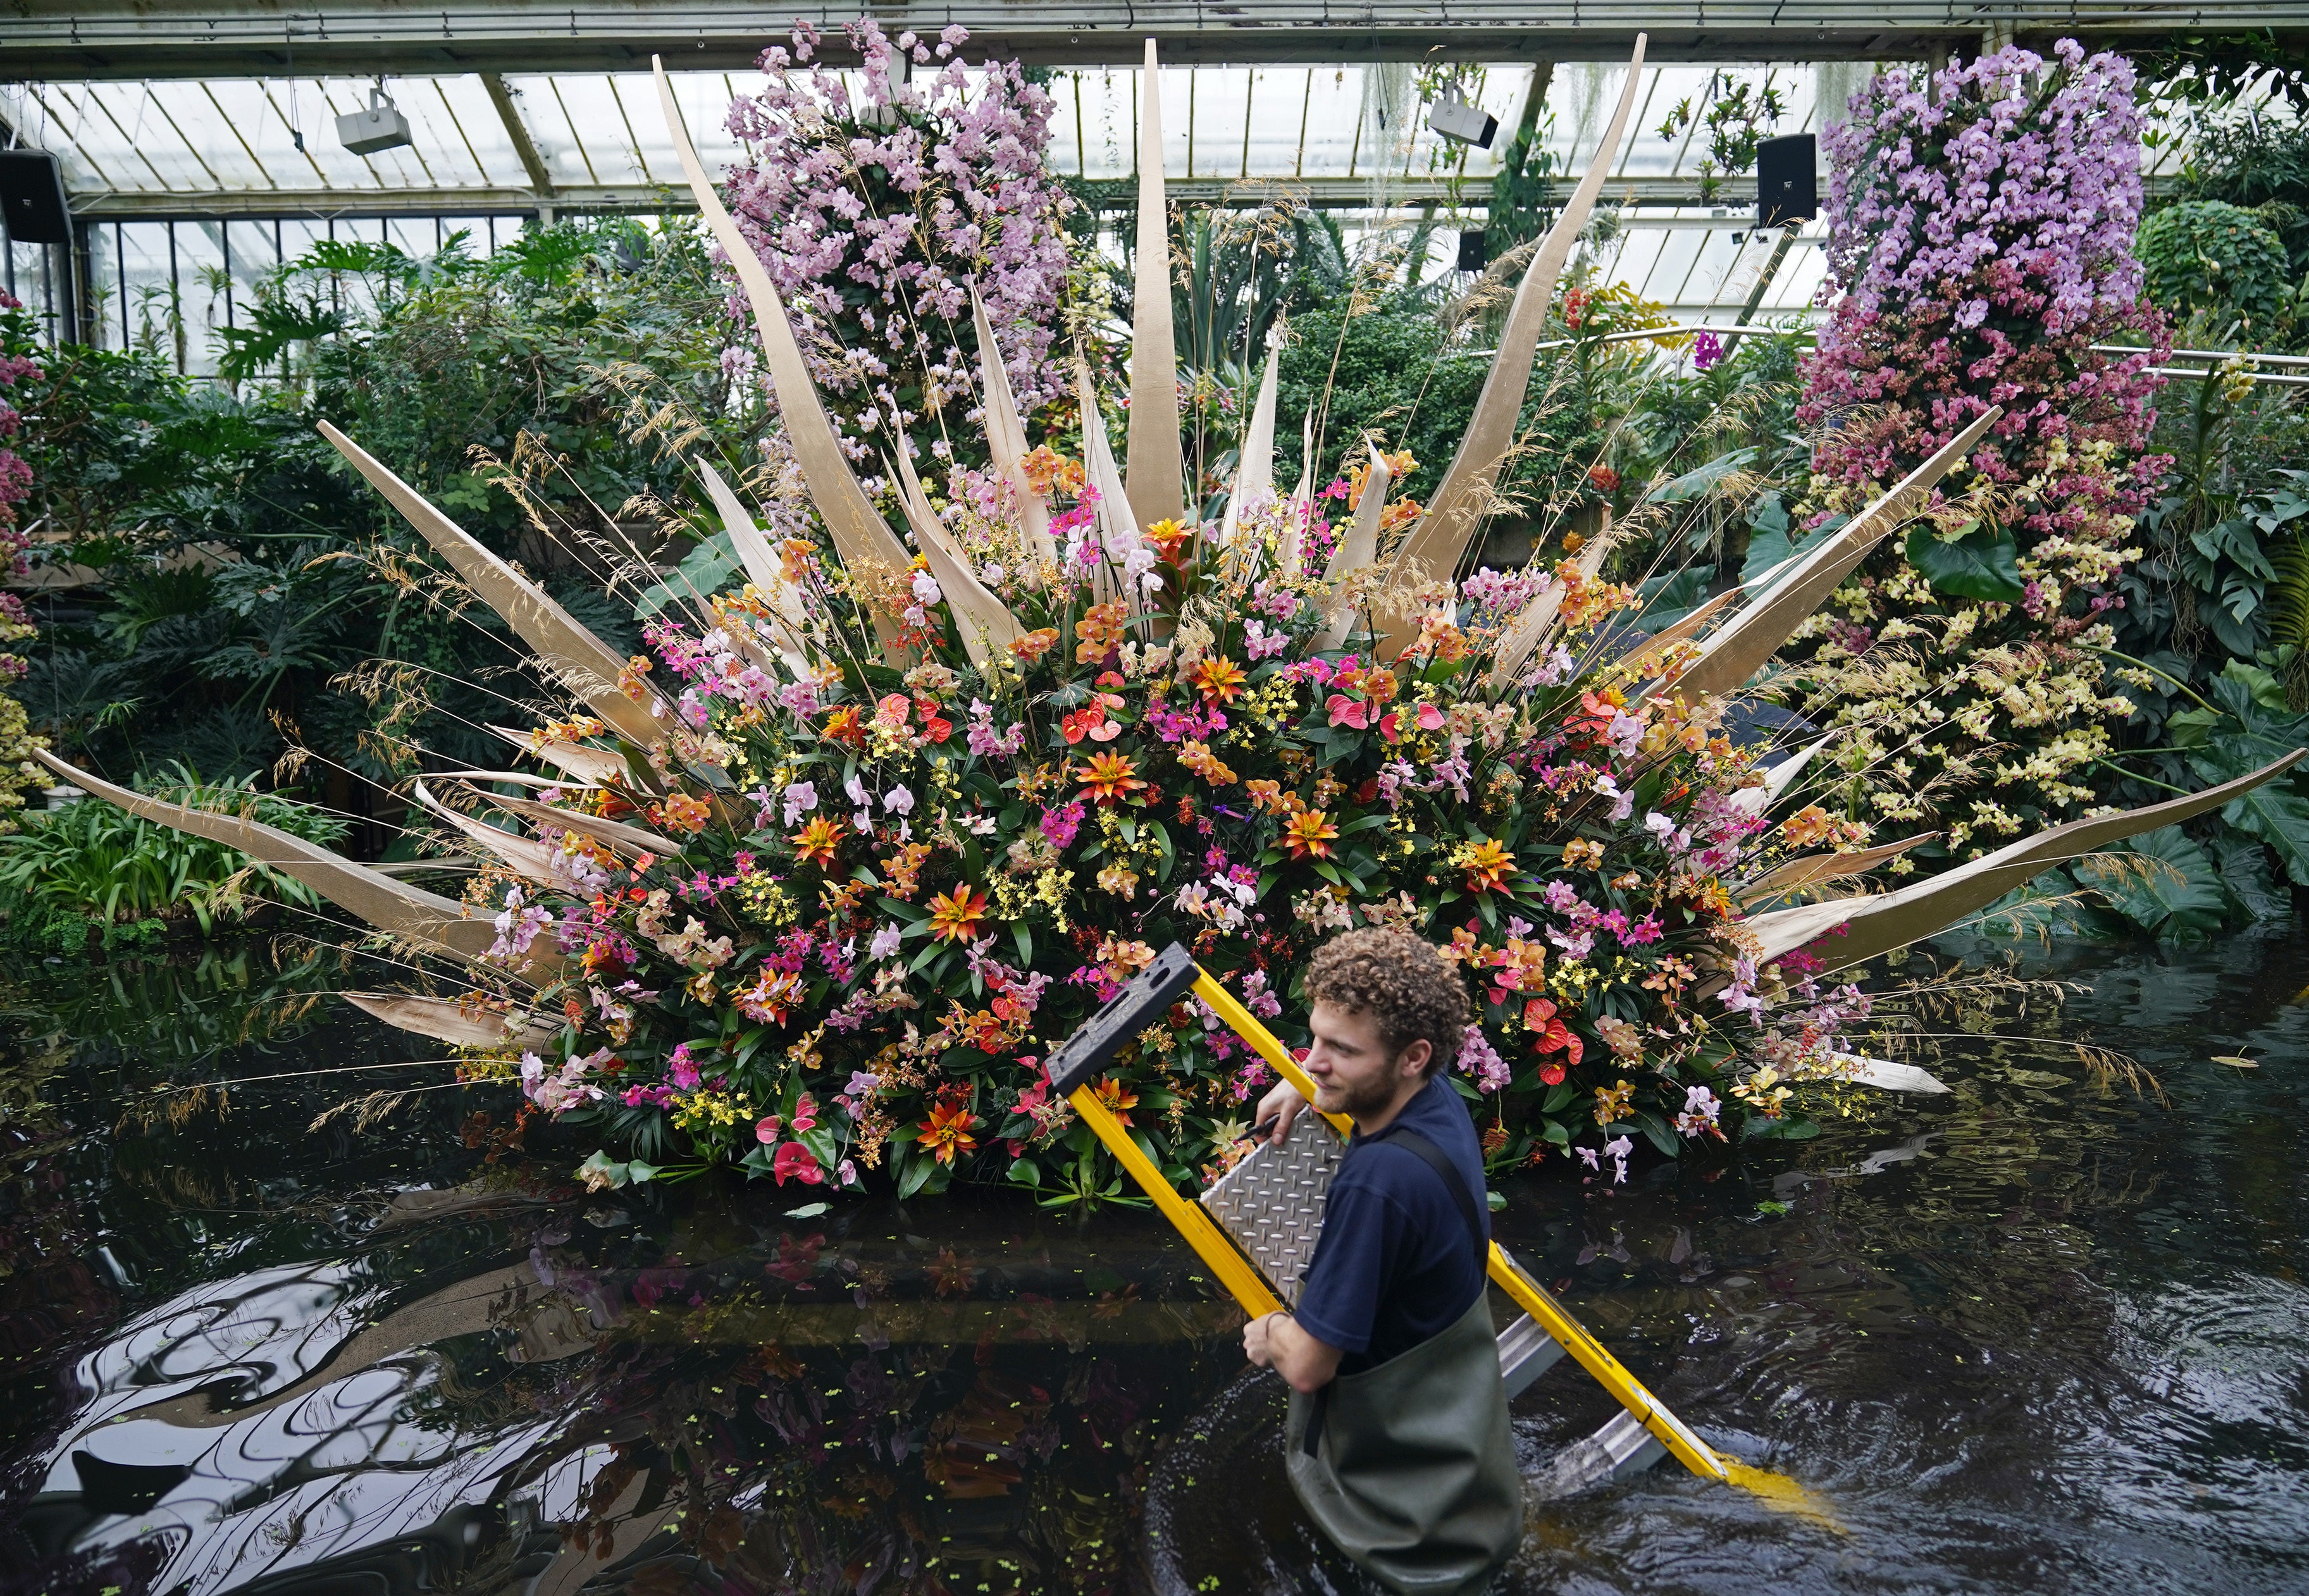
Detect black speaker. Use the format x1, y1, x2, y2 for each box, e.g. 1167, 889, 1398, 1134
0, 150, 71, 245
1456, 229, 1487, 273
1756, 133, 1816, 229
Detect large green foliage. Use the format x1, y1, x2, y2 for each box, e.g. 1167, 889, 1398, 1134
12, 220, 751, 804
2138, 199, 2297, 338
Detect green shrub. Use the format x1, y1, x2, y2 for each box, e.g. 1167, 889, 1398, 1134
2138, 199, 2296, 335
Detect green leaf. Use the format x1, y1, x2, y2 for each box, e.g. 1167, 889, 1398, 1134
635, 530, 741, 617
2219, 780, 2309, 888
1013, 921, 1034, 967
1905, 524, 2025, 603
2210, 832, 2292, 922
1632, 1110, 1678, 1158
2074, 826, 2227, 940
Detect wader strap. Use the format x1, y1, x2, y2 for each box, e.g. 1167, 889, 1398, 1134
1384, 1127, 1487, 1263
1301, 1127, 1485, 1458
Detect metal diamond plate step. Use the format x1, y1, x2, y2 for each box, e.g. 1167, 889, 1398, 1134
1198, 1117, 1586, 1404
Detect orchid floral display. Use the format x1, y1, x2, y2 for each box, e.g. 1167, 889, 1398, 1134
39, 32, 2301, 1205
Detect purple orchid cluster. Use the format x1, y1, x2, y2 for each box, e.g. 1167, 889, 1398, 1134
721, 18, 1072, 456
1800, 41, 2170, 591
1818, 42, 2146, 336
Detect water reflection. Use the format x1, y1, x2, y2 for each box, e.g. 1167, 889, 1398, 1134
3, 931, 2308, 1593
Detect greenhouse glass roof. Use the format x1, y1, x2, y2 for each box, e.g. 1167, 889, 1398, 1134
0, 58, 2198, 365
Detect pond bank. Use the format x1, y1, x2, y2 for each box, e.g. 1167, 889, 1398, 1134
4, 928, 2308, 1593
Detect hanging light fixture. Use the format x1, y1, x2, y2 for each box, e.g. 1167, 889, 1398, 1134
1427, 80, 1497, 149
338, 80, 413, 156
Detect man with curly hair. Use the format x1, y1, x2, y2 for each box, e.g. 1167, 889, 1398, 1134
1243, 927, 1520, 1594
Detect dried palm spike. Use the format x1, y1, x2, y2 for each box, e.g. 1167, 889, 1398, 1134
1075, 356, 1149, 612
653, 56, 912, 662
888, 442, 1027, 669
340, 992, 560, 1053
1379, 35, 1649, 657
412, 778, 574, 888
1666, 406, 2000, 708
970, 283, 1055, 567
35, 749, 510, 969
1316, 444, 1394, 650
1125, 37, 1186, 531
1749, 749, 2307, 970
1223, 336, 1284, 554
459, 784, 680, 858
489, 726, 632, 788
319, 421, 669, 749
694, 459, 810, 665
1740, 832, 1937, 905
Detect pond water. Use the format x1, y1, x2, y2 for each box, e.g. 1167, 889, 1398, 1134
3, 929, 2308, 1595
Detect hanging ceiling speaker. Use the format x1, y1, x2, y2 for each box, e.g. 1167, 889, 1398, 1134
0, 149, 71, 245
338, 84, 414, 157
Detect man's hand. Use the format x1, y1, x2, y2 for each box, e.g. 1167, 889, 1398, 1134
1255, 1079, 1309, 1146
1242, 1308, 1344, 1394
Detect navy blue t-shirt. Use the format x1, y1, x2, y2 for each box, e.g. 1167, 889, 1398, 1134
1292, 1072, 1490, 1376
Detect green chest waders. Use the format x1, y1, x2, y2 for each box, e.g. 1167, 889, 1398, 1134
1282, 1128, 1521, 1596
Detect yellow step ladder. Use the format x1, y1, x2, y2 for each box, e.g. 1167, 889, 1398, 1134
1044, 942, 1815, 1509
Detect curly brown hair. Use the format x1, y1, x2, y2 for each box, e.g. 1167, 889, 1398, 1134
1303, 928, 1471, 1076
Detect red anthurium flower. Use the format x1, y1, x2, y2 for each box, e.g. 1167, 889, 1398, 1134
772, 1141, 824, 1185
1326, 693, 1371, 729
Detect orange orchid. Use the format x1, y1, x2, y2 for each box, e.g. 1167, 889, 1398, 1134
822, 705, 865, 746
1010, 627, 1060, 664
658, 793, 713, 834
927, 884, 991, 943
1282, 808, 1340, 859
1189, 655, 1248, 705
1177, 739, 1238, 786
1075, 750, 1149, 805
919, 1100, 980, 1165
788, 817, 843, 867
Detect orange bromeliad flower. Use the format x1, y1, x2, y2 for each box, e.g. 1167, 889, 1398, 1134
789, 817, 843, 867
1461, 837, 1515, 894
1091, 1075, 1139, 1127
919, 1100, 980, 1165
1189, 655, 1248, 705
927, 884, 990, 943
1075, 750, 1149, 805
1144, 517, 1193, 564
1283, 808, 1340, 859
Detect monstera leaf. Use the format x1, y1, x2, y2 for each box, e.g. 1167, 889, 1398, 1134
1905, 523, 2025, 603
2074, 826, 2228, 941
2177, 670, 2309, 886
2210, 831, 2294, 922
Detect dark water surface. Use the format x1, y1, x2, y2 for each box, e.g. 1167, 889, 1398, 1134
4, 931, 2308, 1594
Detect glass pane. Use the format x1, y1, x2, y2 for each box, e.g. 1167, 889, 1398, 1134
85, 223, 123, 351
385, 217, 437, 259
118, 221, 176, 369
175, 218, 229, 376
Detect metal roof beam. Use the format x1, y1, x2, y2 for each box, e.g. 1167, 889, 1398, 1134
2, 1, 2291, 80
480, 72, 557, 211
68, 171, 2176, 221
